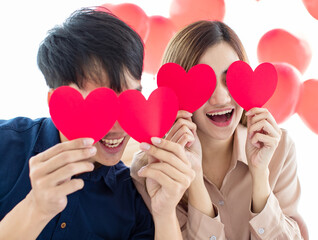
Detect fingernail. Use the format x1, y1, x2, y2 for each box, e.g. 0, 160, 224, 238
140, 142, 151, 151
138, 166, 146, 176
89, 147, 97, 154
151, 137, 161, 145
245, 111, 251, 116
186, 111, 193, 117
84, 138, 94, 146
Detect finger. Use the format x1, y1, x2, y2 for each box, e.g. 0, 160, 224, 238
177, 133, 195, 148
42, 147, 97, 175
44, 161, 95, 187
140, 143, 190, 173
32, 138, 95, 163
138, 166, 181, 193
166, 118, 196, 141
170, 125, 194, 145
250, 132, 279, 149
141, 138, 188, 165
245, 107, 267, 116
247, 108, 281, 133
248, 119, 280, 139
140, 162, 194, 185
176, 110, 193, 120
55, 178, 85, 196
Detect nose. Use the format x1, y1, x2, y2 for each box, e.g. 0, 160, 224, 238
208, 79, 231, 105
109, 121, 123, 132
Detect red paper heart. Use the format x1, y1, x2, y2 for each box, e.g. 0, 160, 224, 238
118, 87, 178, 144
49, 86, 119, 143
226, 61, 278, 111
157, 63, 216, 113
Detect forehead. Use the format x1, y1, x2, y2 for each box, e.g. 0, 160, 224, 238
198, 42, 239, 76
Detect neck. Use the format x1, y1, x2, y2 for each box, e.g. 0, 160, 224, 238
199, 130, 234, 187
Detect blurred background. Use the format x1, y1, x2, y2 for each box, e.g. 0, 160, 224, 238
1, 0, 317, 238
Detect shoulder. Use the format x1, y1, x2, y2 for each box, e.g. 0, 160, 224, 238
275, 128, 295, 159
0, 117, 47, 133
0, 117, 50, 151
269, 128, 297, 180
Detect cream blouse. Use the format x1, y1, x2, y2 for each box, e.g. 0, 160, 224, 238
130, 124, 304, 239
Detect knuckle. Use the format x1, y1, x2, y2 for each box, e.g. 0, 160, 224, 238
29, 156, 36, 167
55, 142, 66, 152
34, 178, 45, 189
29, 166, 40, 180
82, 148, 92, 159
65, 163, 77, 174
148, 146, 158, 156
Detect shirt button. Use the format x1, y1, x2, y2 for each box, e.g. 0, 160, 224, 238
209, 236, 217, 240
258, 228, 265, 235
218, 200, 224, 206
61, 222, 67, 229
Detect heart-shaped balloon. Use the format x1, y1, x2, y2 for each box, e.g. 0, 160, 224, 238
226, 61, 278, 111
118, 87, 178, 144
157, 63, 216, 113
49, 86, 119, 143
257, 29, 312, 74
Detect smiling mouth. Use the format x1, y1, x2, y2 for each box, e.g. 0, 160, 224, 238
99, 137, 125, 148
206, 109, 234, 123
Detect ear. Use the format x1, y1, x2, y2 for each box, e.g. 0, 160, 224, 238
47, 89, 54, 106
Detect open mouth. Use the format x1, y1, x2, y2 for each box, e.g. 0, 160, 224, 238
206, 109, 234, 126
99, 137, 125, 148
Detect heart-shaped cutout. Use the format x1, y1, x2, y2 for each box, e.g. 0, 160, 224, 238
226, 61, 278, 111
49, 86, 119, 143
157, 63, 216, 113
118, 87, 178, 144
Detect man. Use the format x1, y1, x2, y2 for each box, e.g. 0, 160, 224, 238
0, 8, 190, 239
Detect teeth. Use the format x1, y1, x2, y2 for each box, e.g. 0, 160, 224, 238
207, 109, 233, 116
100, 137, 124, 148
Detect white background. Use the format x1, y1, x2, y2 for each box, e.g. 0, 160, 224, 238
0, 0, 317, 238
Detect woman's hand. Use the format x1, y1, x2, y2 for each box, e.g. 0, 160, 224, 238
138, 137, 195, 217
246, 107, 282, 176
165, 110, 202, 175
245, 107, 282, 212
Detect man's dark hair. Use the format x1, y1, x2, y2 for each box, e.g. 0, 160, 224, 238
37, 8, 144, 92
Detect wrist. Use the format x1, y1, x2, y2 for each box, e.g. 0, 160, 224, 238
25, 192, 54, 224
251, 167, 269, 181
188, 174, 205, 198
152, 208, 178, 226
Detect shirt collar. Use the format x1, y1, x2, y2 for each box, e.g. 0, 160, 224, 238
79, 164, 117, 192
33, 118, 60, 153
232, 124, 248, 165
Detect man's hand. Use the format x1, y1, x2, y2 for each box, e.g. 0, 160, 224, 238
28, 138, 96, 220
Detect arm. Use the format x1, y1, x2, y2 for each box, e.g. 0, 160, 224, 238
138, 137, 195, 240
0, 138, 95, 240
246, 108, 305, 239
168, 111, 226, 240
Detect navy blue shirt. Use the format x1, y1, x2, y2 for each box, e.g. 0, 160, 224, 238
0, 117, 154, 240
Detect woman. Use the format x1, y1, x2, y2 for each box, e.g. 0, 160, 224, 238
131, 21, 308, 239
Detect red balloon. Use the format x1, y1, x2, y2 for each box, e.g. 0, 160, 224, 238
302, 0, 318, 20
143, 16, 177, 75
263, 63, 302, 124
297, 79, 318, 134
169, 0, 225, 30
97, 3, 149, 40
257, 29, 312, 74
